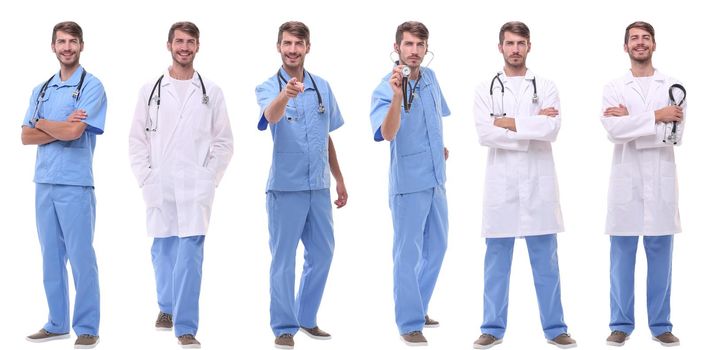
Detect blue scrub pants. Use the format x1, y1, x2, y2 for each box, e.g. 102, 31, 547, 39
481, 234, 567, 340
390, 186, 448, 335
35, 183, 100, 336
152, 235, 205, 336
610, 235, 673, 336
267, 189, 334, 336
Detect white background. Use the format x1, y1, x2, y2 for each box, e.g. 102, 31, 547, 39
1, 0, 705, 349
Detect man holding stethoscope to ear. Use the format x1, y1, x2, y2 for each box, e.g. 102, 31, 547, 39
600, 21, 684, 347
256, 21, 347, 350
129, 21, 233, 349
370, 21, 450, 347
472, 21, 576, 349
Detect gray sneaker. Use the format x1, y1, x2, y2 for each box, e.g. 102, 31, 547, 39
401, 330, 428, 346
424, 315, 439, 328
155, 312, 173, 330
177, 334, 201, 349
274, 333, 294, 349
606, 331, 629, 346
548, 333, 577, 349
473, 334, 503, 349
25, 328, 70, 343
652, 332, 680, 347
300, 326, 331, 340
74, 334, 100, 349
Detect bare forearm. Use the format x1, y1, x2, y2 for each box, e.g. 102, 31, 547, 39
21, 127, 56, 145
36, 119, 86, 141
328, 137, 344, 183
264, 91, 290, 124
494, 117, 517, 132
380, 94, 403, 141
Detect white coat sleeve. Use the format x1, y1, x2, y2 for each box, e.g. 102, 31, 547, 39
513, 80, 561, 142
204, 87, 234, 187
600, 83, 656, 144
128, 86, 152, 187
474, 83, 530, 151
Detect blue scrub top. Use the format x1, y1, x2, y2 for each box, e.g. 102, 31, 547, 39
256, 67, 344, 191
370, 67, 450, 195
23, 66, 107, 187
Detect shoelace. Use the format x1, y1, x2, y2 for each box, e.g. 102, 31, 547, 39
408, 331, 423, 336
159, 313, 173, 322
179, 334, 196, 340
481, 333, 497, 341
611, 331, 627, 336
278, 333, 294, 339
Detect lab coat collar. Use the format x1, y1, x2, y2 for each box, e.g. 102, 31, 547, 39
161, 69, 202, 88
622, 69, 666, 84
50, 65, 85, 87
498, 68, 536, 83
278, 66, 316, 91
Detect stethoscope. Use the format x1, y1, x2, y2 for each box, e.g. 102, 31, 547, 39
489, 72, 537, 118
401, 64, 421, 113
145, 72, 209, 132
30, 69, 87, 125
663, 83, 686, 144
277, 68, 325, 114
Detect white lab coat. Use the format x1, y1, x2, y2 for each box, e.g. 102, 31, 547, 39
601, 70, 685, 236
129, 71, 233, 237
474, 70, 564, 238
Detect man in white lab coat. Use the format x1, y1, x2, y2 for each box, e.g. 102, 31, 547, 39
601, 21, 684, 347
129, 21, 233, 349
472, 21, 575, 349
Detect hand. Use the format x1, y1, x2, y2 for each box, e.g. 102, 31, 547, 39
284, 78, 304, 98
604, 104, 629, 117
493, 117, 517, 132
389, 65, 404, 97
539, 107, 559, 117
444, 147, 449, 161
334, 181, 348, 209
655, 105, 683, 123
66, 109, 87, 123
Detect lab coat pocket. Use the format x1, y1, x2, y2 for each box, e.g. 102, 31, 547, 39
608, 178, 632, 204
660, 161, 678, 203
538, 176, 559, 203
142, 182, 163, 208
484, 165, 506, 206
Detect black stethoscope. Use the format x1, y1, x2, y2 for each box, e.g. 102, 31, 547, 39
489, 72, 537, 118
663, 83, 686, 144
145, 72, 209, 132
30, 69, 87, 125
277, 69, 325, 114
401, 65, 422, 113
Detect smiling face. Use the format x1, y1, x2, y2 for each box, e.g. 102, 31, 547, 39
277, 31, 309, 71
167, 29, 199, 69
51, 31, 83, 70
624, 27, 655, 64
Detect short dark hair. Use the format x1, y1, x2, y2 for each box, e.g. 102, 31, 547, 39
499, 21, 530, 44
395, 21, 429, 45
52, 21, 83, 43
624, 21, 655, 44
278, 21, 310, 44
168, 21, 200, 43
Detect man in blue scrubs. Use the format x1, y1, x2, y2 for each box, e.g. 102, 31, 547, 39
256, 21, 347, 350
21, 21, 106, 350
370, 21, 449, 347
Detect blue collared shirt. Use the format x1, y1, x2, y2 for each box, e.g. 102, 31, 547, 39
370, 67, 450, 195
23, 66, 108, 187
256, 68, 344, 191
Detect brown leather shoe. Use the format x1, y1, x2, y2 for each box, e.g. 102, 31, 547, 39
25, 329, 70, 343
653, 332, 680, 347
177, 334, 201, 349
606, 330, 629, 346
274, 333, 294, 349
424, 315, 439, 328
300, 326, 331, 340
548, 333, 577, 349
473, 334, 502, 349
74, 334, 100, 349
155, 312, 173, 330
401, 330, 428, 346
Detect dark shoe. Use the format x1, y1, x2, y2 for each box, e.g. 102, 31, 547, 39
653, 332, 680, 347
606, 331, 629, 346
548, 333, 577, 349
155, 311, 173, 330
25, 329, 70, 343
473, 334, 502, 349
74, 334, 100, 349
177, 334, 201, 349
300, 326, 331, 340
401, 330, 428, 346
424, 315, 439, 328
274, 333, 294, 349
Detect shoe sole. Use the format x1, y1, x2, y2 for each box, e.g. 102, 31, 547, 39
400, 337, 428, 346
274, 344, 294, 350
155, 326, 173, 331
26, 333, 70, 343
74, 338, 100, 349
177, 342, 201, 349
547, 340, 577, 349
473, 339, 503, 349
423, 323, 439, 328
606, 336, 629, 347
652, 337, 680, 347
299, 327, 332, 340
